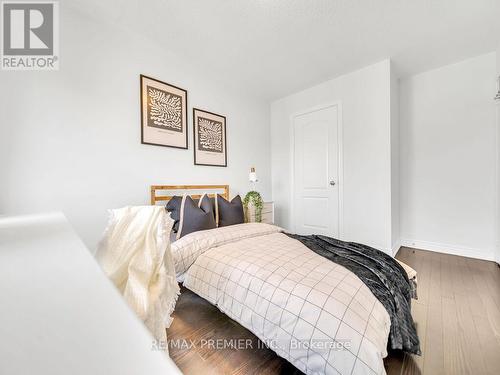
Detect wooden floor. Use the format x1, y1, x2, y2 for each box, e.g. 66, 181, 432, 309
167, 248, 500, 375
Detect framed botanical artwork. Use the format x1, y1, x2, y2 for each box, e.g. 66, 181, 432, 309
193, 108, 227, 167
140, 74, 188, 149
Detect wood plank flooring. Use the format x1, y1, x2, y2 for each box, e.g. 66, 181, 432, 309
167, 248, 500, 375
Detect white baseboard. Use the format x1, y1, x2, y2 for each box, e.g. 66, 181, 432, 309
400, 238, 495, 262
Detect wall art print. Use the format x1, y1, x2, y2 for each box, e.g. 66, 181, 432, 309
193, 108, 227, 167
140, 74, 188, 149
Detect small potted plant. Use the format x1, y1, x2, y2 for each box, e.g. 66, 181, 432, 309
243, 191, 263, 222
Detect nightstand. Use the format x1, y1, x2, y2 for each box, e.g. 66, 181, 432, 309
245, 201, 274, 224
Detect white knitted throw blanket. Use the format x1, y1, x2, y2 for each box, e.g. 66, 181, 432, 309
96, 206, 179, 348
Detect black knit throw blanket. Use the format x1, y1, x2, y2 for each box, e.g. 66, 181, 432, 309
286, 233, 421, 355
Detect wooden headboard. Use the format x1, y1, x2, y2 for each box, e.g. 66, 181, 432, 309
150, 185, 230, 205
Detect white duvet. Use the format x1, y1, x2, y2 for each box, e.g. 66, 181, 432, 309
172, 223, 398, 375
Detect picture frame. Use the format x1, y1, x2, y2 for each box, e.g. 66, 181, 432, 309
193, 108, 227, 167
140, 74, 188, 149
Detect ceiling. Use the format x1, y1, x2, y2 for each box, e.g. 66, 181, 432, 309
69, 0, 500, 101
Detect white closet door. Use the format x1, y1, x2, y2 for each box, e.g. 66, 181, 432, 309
293, 104, 340, 237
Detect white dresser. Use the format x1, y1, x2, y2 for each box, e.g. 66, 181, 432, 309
245, 201, 274, 224
0, 213, 181, 375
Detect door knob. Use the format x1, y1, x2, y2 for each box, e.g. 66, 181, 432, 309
329, 180, 336, 186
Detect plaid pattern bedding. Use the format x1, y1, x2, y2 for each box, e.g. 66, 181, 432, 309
177, 224, 392, 375
171, 223, 282, 279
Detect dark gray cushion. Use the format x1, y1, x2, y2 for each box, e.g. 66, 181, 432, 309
174, 194, 217, 239
165, 196, 182, 232
166, 195, 216, 233
216, 194, 244, 227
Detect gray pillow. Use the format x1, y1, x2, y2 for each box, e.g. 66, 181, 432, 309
216, 194, 244, 227
166, 196, 183, 232
166, 195, 216, 233
168, 194, 216, 239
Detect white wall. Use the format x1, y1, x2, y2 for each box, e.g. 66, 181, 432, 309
0, 6, 271, 250
496, 46, 500, 264
271, 60, 395, 253
400, 52, 497, 261
390, 65, 400, 254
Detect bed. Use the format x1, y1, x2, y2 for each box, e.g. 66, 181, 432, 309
151, 185, 419, 375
